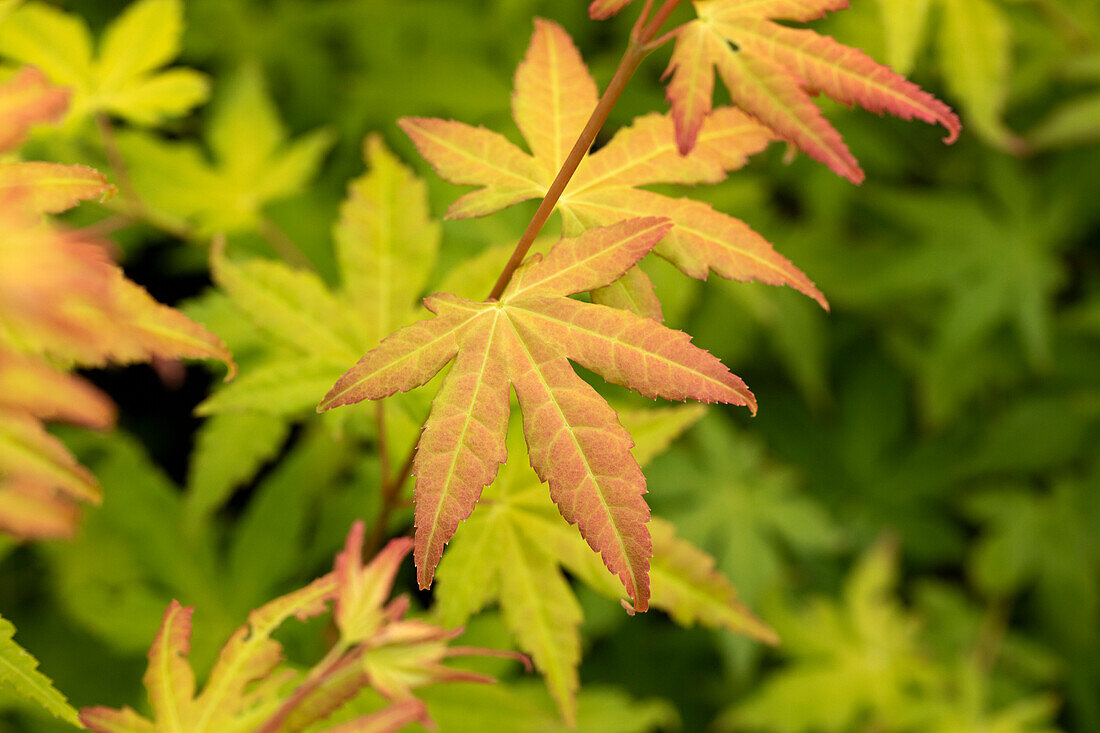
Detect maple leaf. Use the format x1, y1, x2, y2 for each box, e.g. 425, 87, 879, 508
878, 0, 1024, 152
80, 520, 513, 732
0, 66, 68, 152
401, 18, 828, 310
0, 162, 114, 215
0, 129, 230, 539
433, 405, 775, 723
321, 217, 757, 613
117, 65, 333, 235
0, 613, 82, 727
663, 0, 961, 182
591, 0, 960, 181
0, 0, 209, 125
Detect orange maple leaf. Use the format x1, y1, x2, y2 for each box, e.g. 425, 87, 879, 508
320, 219, 756, 611
401, 18, 827, 311
597, 0, 961, 182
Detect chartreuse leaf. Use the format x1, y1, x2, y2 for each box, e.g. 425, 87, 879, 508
498, 518, 584, 725
210, 241, 365, 365
720, 540, 936, 732
196, 134, 440, 425
420, 682, 678, 732
0, 0, 208, 124
874, 0, 932, 74
432, 405, 774, 722
118, 66, 333, 234
322, 218, 759, 612
937, 0, 1023, 152
402, 18, 829, 307
0, 614, 81, 726
335, 133, 441, 341
183, 412, 290, 528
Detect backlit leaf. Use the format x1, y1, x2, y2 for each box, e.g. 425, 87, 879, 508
662, 0, 959, 180
403, 19, 828, 306
324, 219, 757, 612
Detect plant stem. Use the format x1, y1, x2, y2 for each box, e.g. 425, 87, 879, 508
364, 406, 418, 557
364, 0, 686, 553
254, 641, 354, 733
486, 0, 685, 301
258, 216, 314, 270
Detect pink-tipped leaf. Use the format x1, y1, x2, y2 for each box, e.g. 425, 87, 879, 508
413, 314, 511, 589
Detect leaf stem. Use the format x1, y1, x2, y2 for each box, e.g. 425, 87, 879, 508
485, 0, 685, 301
258, 216, 314, 270
364, 407, 418, 556
254, 640, 355, 733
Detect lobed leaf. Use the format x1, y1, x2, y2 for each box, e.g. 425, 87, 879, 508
508, 296, 757, 409
0, 161, 114, 214
591, 265, 664, 321
103, 276, 236, 378
143, 600, 196, 733
413, 312, 511, 589
0, 614, 82, 726
498, 521, 582, 726
565, 188, 828, 308
502, 323, 652, 610
0, 350, 115, 429
0, 66, 69, 152
335, 134, 440, 339
398, 117, 547, 219
660, 0, 960, 179
184, 412, 290, 525
503, 217, 672, 300
513, 17, 598, 174
649, 517, 779, 642
406, 19, 827, 305
0, 479, 81, 540
335, 523, 414, 643
325, 221, 764, 610
0, 411, 101, 505
192, 573, 337, 731
97, 0, 183, 89
319, 297, 483, 411
211, 244, 363, 365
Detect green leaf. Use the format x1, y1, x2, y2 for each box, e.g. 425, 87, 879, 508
184, 412, 291, 527
195, 357, 347, 417
0, 0, 207, 124
98, 0, 183, 88
497, 520, 582, 726
937, 0, 1023, 152
210, 245, 367, 364
335, 134, 441, 341
1029, 91, 1100, 150
419, 682, 679, 733
0, 2, 93, 88
874, 0, 932, 74
120, 67, 332, 233
0, 614, 81, 726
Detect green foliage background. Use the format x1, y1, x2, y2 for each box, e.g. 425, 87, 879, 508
1, 0, 1098, 730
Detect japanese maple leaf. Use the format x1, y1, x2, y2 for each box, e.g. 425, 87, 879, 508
401, 18, 827, 311
595, 0, 961, 182
319, 218, 756, 611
